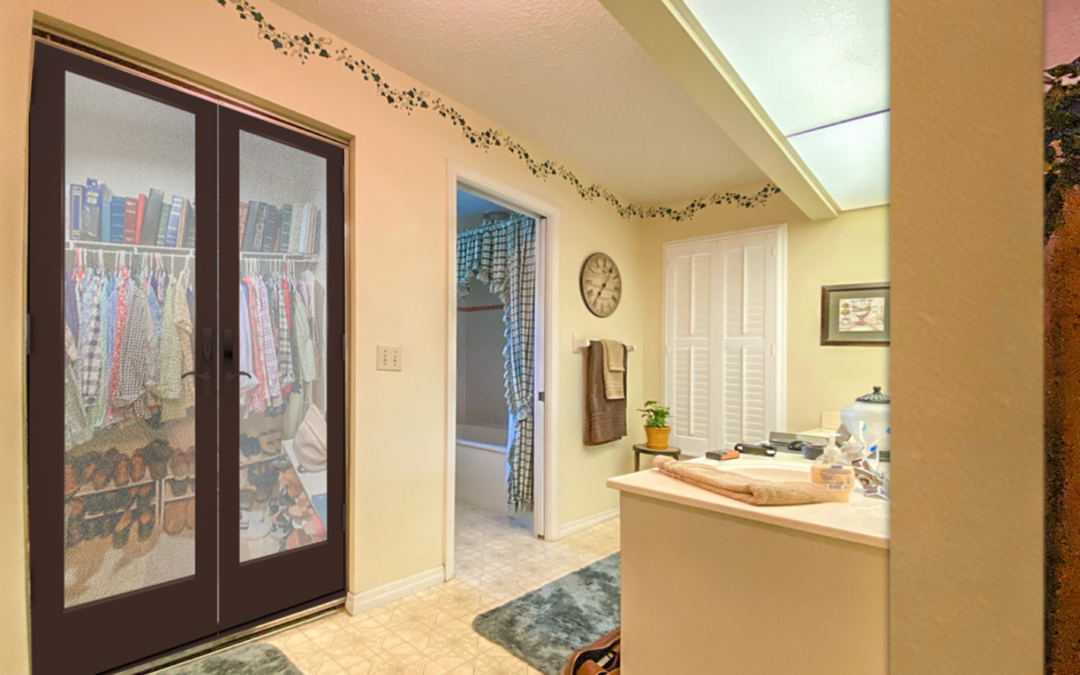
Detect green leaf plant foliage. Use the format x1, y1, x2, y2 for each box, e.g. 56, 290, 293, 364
1046, 58, 1080, 240
638, 401, 671, 429
215, 0, 781, 223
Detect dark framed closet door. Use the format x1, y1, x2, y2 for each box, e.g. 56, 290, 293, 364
218, 107, 346, 631
28, 43, 219, 675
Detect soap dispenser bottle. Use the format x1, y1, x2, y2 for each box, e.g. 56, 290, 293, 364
810, 434, 856, 502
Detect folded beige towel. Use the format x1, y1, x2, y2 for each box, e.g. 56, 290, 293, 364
599, 340, 625, 400
653, 456, 834, 506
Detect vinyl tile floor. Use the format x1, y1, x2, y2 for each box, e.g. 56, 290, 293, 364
255, 503, 621, 675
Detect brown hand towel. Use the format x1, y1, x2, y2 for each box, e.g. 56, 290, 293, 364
585, 341, 626, 445
599, 340, 626, 400
653, 456, 834, 506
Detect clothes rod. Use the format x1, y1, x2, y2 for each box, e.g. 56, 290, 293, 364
572, 335, 636, 353
240, 251, 321, 260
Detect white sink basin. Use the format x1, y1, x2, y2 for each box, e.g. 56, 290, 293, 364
718, 460, 812, 483
706, 456, 891, 511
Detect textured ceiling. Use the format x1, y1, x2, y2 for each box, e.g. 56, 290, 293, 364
272, 0, 766, 203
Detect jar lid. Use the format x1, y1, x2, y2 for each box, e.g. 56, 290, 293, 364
856, 386, 890, 404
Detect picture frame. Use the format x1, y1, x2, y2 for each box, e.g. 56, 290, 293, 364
820, 282, 890, 346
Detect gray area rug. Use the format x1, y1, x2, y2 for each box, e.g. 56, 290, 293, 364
473, 553, 620, 675
159, 642, 302, 675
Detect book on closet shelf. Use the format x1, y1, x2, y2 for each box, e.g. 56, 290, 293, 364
238, 202, 250, 248
313, 209, 322, 254
100, 183, 114, 243
241, 201, 259, 251
100, 190, 112, 243
81, 183, 103, 242
122, 197, 139, 244
156, 196, 171, 247
134, 194, 146, 244
68, 184, 84, 240
250, 202, 267, 252
109, 196, 126, 245
175, 199, 186, 247
140, 189, 164, 246
306, 207, 317, 254
278, 204, 293, 254
175, 198, 192, 249
296, 203, 310, 254
182, 201, 196, 249
262, 205, 280, 253
163, 195, 183, 248
289, 204, 304, 254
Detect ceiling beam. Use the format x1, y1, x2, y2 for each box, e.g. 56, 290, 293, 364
599, 0, 840, 220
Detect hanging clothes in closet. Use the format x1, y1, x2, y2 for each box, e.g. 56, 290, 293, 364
63, 250, 196, 451
236, 262, 322, 419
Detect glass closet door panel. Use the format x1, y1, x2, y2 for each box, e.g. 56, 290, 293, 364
237, 130, 328, 563
61, 72, 200, 608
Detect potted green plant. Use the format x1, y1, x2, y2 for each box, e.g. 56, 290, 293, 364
638, 401, 672, 449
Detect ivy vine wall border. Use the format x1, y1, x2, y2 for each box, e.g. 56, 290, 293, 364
216, 0, 781, 222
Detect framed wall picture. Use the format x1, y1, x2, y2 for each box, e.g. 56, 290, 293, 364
821, 282, 890, 346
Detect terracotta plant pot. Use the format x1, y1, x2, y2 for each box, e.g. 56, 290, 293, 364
644, 426, 671, 450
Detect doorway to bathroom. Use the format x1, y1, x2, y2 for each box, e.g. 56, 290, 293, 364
446, 165, 557, 579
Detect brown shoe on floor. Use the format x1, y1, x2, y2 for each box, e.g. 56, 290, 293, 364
169, 451, 187, 480
137, 508, 155, 541
163, 501, 186, 536
129, 454, 146, 482
114, 457, 132, 487
144, 440, 174, 481
64, 464, 79, 495
91, 448, 121, 490
185, 498, 196, 532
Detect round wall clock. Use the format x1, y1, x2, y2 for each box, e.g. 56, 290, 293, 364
580, 252, 622, 317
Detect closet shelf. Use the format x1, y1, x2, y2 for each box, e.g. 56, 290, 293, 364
64, 478, 156, 502
66, 240, 194, 256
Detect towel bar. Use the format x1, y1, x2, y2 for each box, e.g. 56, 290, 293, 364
572, 334, 636, 354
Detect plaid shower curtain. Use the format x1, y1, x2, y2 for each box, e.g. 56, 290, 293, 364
457, 214, 537, 512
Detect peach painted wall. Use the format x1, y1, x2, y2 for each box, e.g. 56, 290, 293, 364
1047, 0, 1080, 69
0, 0, 645, 669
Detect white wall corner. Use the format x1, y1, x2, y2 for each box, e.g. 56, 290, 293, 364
345, 566, 446, 616
555, 507, 620, 540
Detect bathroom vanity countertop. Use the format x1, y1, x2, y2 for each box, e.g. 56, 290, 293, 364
607, 455, 890, 549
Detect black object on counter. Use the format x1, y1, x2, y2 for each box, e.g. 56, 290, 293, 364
733, 442, 777, 457
788, 440, 825, 460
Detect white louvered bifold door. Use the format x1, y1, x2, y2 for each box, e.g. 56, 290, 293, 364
664, 230, 780, 456
664, 242, 716, 456
717, 231, 779, 449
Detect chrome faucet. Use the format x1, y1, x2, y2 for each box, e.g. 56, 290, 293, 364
851, 458, 889, 500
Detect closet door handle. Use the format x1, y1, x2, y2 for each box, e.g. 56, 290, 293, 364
224, 371, 251, 399
181, 370, 212, 400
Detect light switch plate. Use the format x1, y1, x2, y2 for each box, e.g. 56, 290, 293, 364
377, 345, 402, 371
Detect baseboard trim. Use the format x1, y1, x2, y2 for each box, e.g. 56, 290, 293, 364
556, 507, 620, 539
346, 565, 445, 615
